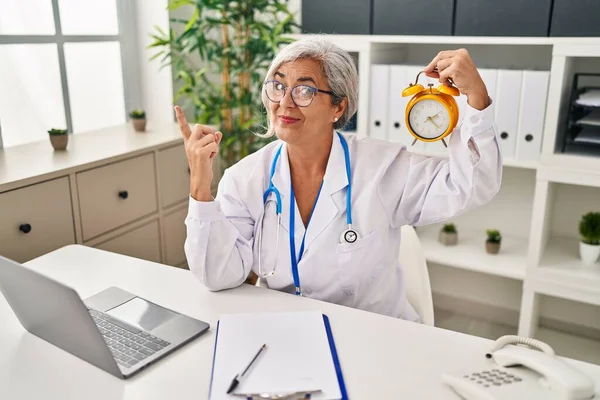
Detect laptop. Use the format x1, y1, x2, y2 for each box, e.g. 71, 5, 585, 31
0, 255, 210, 379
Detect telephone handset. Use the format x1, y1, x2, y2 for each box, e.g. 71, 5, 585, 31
442, 335, 596, 400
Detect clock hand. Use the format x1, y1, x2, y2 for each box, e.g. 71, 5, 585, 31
425, 116, 440, 129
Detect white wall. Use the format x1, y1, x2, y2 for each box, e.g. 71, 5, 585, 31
134, 0, 174, 123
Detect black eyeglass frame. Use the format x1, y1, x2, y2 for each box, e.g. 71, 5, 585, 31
263, 80, 336, 107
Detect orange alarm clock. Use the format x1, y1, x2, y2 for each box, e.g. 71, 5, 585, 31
402, 70, 460, 147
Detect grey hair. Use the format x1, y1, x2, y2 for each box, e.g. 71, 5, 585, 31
259, 35, 359, 137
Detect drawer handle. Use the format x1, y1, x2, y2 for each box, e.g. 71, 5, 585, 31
19, 223, 32, 234
525, 134, 534, 142
118, 190, 129, 200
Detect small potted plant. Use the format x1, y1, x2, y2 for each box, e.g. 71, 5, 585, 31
579, 211, 600, 266
439, 223, 458, 245
129, 109, 146, 132
485, 229, 502, 254
48, 128, 68, 150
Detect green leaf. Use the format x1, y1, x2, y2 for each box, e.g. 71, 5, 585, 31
167, 0, 193, 11
184, 7, 199, 31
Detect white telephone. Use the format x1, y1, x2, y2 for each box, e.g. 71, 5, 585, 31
442, 335, 596, 400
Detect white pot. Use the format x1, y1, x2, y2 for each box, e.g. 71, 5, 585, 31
579, 242, 600, 266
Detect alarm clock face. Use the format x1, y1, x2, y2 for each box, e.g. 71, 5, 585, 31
408, 99, 451, 140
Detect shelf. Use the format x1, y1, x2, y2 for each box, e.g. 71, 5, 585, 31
531, 237, 600, 306
536, 327, 600, 366
368, 35, 555, 46
435, 310, 600, 366
537, 164, 600, 189
416, 224, 527, 280
292, 34, 600, 50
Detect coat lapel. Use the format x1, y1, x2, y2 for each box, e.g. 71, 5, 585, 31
267, 132, 350, 252
303, 131, 349, 249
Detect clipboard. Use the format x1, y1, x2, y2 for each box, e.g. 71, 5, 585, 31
208, 311, 348, 400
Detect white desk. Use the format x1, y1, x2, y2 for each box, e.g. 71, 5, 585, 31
1, 245, 599, 400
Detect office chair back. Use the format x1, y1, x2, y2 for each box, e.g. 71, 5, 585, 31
399, 225, 434, 326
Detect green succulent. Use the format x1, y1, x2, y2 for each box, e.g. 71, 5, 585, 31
442, 223, 457, 233
579, 211, 600, 245
47, 128, 68, 136
129, 109, 146, 119
486, 229, 502, 243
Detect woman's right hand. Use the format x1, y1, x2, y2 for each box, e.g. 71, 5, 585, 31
175, 105, 222, 202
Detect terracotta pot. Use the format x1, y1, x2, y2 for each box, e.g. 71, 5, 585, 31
49, 134, 68, 150
486, 241, 501, 254
439, 231, 458, 246
132, 118, 146, 132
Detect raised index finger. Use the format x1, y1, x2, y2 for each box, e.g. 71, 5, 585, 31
174, 105, 192, 141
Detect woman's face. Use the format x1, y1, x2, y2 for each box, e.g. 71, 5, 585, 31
266, 59, 345, 146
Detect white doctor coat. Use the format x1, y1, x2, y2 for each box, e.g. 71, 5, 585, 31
184, 101, 502, 322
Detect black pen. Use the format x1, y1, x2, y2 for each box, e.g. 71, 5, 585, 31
226, 343, 267, 394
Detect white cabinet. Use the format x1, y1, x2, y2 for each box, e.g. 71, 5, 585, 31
0, 122, 190, 266
76, 153, 158, 241
95, 219, 161, 264
0, 177, 75, 263
163, 205, 187, 266
157, 143, 189, 208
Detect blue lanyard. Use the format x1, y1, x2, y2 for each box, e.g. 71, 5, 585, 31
264, 132, 351, 296
289, 180, 323, 296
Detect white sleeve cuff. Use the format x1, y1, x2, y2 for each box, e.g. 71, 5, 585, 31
186, 195, 226, 222
460, 97, 496, 144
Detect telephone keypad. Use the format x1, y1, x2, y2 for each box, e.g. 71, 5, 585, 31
463, 369, 524, 387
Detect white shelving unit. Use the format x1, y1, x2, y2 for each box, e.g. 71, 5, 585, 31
417, 224, 527, 281
291, 33, 600, 363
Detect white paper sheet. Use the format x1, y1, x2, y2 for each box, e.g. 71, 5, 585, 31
575, 90, 600, 107
209, 310, 342, 400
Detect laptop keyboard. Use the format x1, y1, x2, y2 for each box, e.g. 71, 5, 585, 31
88, 308, 171, 368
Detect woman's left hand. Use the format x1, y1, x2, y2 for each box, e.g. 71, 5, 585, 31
424, 49, 489, 111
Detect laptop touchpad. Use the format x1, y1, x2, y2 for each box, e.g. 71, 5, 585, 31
106, 297, 177, 332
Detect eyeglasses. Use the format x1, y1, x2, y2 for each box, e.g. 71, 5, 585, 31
263, 80, 335, 107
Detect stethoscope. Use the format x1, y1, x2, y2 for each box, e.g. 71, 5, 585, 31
257, 132, 358, 296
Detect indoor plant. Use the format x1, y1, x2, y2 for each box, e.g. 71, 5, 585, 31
148, 0, 299, 168
485, 229, 502, 254
129, 109, 147, 132
579, 211, 600, 266
439, 223, 458, 246
48, 128, 68, 150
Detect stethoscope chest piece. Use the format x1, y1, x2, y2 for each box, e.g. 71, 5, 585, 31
340, 227, 359, 244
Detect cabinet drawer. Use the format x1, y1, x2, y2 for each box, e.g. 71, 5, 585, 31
373, 0, 453, 35
454, 0, 551, 37
76, 153, 158, 241
94, 220, 161, 263
301, 0, 371, 34
0, 177, 75, 263
550, 0, 600, 37
158, 144, 189, 208
163, 206, 188, 266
